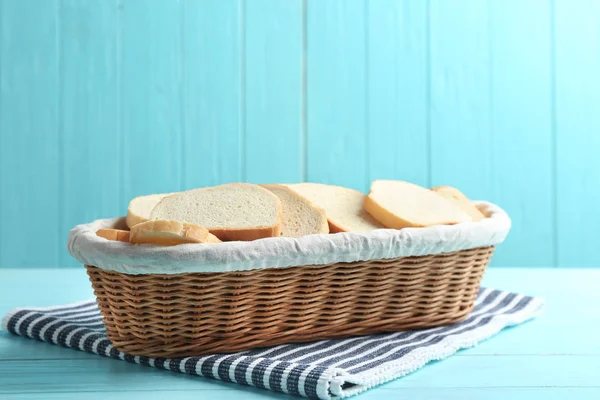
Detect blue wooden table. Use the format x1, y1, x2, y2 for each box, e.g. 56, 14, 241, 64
1, 268, 598, 399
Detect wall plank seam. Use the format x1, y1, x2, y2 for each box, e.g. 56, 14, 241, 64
364, 0, 370, 191
301, 0, 308, 182
549, 0, 559, 267
0, 0, 3, 264
486, 0, 494, 204
425, 0, 432, 188
117, 0, 124, 211
240, 0, 247, 182
179, 0, 186, 190
57, 0, 64, 267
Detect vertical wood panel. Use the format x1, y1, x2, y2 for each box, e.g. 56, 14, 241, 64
245, 0, 303, 184
0, 0, 60, 267
1, 1, 600, 268
367, 0, 429, 187
429, 0, 491, 199
183, 0, 242, 189
306, 0, 367, 192
60, 0, 119, 266
555, 0, 600, 267
488, 0, 554, 266
121, 0, 183, 201
0, 0, 2, 266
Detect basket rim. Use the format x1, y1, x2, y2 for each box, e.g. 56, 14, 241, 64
68, 201, 510, 275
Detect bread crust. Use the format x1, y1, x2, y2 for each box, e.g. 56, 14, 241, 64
208, 185, 283, 241
205, 233, 222, 243
431, 186, 486, 221
327, 221, 347, 233
125, 213, 145, 229
126, 193, 175, 228
129, 220, 210, 246
286, 183, 382, 233
363, 195, 422, 229
261, 183, 329, 237
364, 181, 472, 229
209, 225, 281, 241
96, 228, 130, 242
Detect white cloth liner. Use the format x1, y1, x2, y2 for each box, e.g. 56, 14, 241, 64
67, 201, 511, 275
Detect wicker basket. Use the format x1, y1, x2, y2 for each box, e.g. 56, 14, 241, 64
86, 245, 494, 358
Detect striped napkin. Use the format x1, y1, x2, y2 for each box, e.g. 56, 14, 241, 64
1, 288, 543, 399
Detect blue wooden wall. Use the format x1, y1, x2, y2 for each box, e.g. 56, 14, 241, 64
0, 0, 598, 268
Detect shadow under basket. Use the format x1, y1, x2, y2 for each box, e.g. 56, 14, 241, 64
85, 246, 494, 358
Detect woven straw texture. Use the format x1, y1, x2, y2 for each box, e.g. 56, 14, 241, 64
86, 246, 494, 358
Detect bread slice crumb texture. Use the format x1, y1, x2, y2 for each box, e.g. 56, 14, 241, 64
364, 180, 472, 229
287, 183, 383, 232
126, 193, 174, 228
431, 186, 486, 221
149, 183, 282, 241
261, 184, 329, 237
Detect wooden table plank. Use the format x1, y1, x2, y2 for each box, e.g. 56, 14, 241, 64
384, 355, 600, 388
1, 390, 294, 400
0, 332, 94, 360
1, 355, 598, 394
0, 359, 236, 394
4, 388, 600, 400
367, 388, 600, 400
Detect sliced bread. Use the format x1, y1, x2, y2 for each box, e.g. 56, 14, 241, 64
364, 180, 472, 229
96, 228, 130, 242
150, 183, 282, 241
431, 186, 486, 221
205, 233, 223, 243
287, 183, 383, 233
129, 220, 211, 246
261, 184, 329, 237
126, 193, 174, 228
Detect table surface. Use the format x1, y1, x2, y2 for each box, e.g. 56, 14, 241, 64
1, 268, 598, 399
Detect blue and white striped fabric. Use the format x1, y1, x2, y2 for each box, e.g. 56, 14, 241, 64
1, 288, 543, 399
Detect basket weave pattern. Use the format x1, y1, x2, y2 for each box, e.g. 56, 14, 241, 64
86, 246, 494, 358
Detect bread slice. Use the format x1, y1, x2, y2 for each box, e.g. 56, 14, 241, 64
126, 193, 174, 228
364, 180, 472, 229
96, 228, 130, 242
205, 233, 223, 243
150, 183, 282, 241
287, 183, 383, 233
129, 220, 211, 246
431, 186, 486, 221
261, 184, 329, 237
